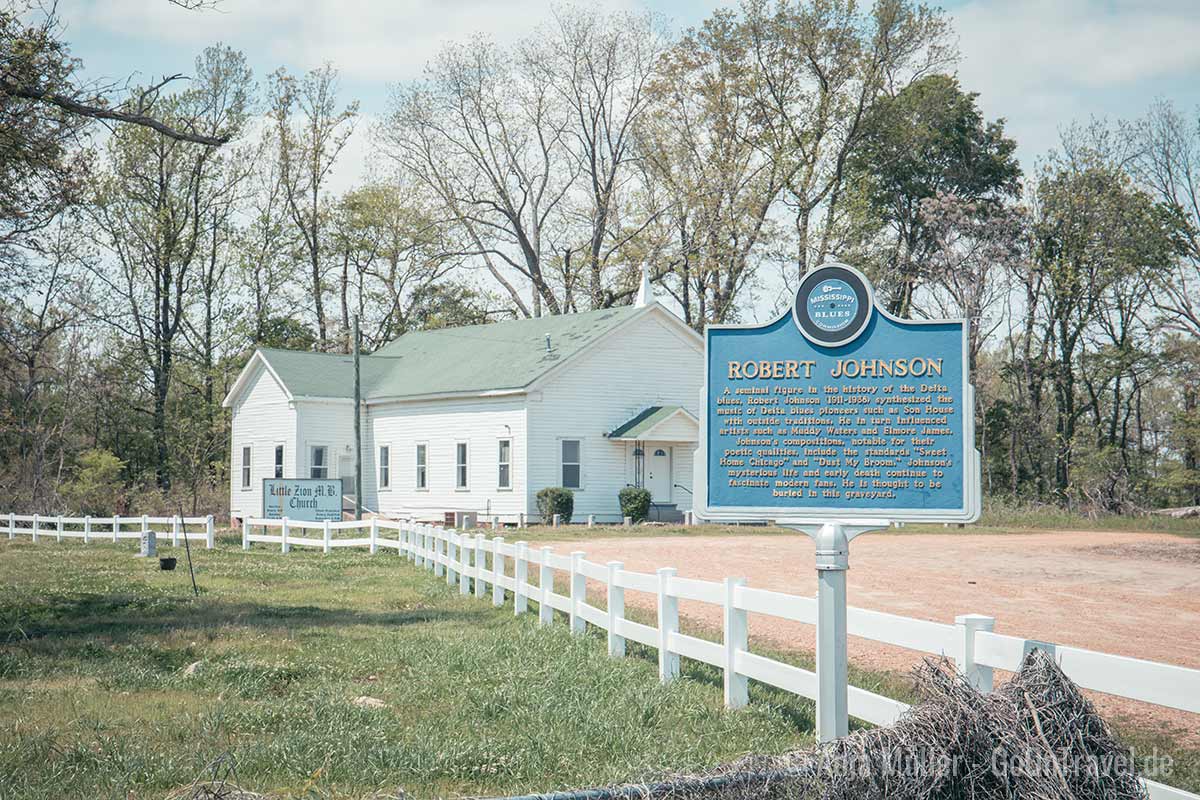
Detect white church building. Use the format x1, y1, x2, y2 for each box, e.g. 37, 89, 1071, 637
222, 282, 703, 526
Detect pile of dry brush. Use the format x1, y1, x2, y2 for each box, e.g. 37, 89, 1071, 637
512, 649, 1147, 800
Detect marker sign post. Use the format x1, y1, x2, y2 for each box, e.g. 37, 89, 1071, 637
262, 478, 344, 522
694, 260, 980, 741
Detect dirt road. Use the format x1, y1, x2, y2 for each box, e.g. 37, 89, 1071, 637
546, 529, 1200, 741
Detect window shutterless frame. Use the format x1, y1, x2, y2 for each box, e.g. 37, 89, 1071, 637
560, 438, 582, 490
309, 444, 329, 480
273, 444, 284, 479
379, 445, 390, 490
241, 445, 252, 490
498, 438, 512, 490
415, 442, 428, 490
455, 441, 469, 490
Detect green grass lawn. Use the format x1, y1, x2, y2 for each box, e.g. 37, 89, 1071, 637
2, 534, 1195, 799
0, 538, 816, 799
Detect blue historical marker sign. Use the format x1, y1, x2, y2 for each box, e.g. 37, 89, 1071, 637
262, 478, 344, 522
695, 261, 980, 523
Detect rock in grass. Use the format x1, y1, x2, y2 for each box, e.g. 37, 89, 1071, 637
183, 660, 203, 676
353, 695, 386, 710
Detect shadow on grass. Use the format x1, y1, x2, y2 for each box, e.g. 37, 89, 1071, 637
1, 590, 490, 647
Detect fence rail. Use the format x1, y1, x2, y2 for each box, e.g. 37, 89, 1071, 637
5, 512, 1194, 799
4, 513, 215, 548
238, 517, 1199, 800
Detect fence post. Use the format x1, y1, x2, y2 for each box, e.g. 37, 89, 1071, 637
569, 551, 586, 634
514, 541, 529, 616
955, 613, 996, 693
657, 567, 679, 682
83, 515, 91, 544
370, 518, 379, 555
607, 561, 625, 658
418, 526, 427, 568
492, 536, 506, 607
323, 519, 331, 554
32, 513, 39, 543
724, 577, 749, 708
113, 514, 120, 543
474, 534, 487, 599
206, 515, 214, 549
171, 515, 180, 547
56, 515, 63, 543
434, 527, 445, 578
281, 518, 290, 554
241, 518, 249, 550
460, 533, 473, 596
445, 528, 457, 585
538, 547, 554, 626
7, 512, 13, 540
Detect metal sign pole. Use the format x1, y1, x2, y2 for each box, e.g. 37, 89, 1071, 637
782, 518, 887, 742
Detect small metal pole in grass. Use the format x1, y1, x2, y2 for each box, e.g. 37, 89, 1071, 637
177, 506, 199, 598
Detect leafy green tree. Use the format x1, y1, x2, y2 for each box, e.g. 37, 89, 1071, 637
848, 74, 1020, 316
61, 449, 126, 515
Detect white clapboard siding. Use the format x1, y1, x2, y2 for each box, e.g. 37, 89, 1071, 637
367, 396, 528, 521
229, 362, 298, 520
528, 308, 704, 521
294, 398, 358, 497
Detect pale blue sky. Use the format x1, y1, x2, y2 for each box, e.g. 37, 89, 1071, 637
61, 0, 1200, 193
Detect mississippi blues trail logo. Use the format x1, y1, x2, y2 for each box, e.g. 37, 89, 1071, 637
807, 278, 858, 333
792, 263, 873, 347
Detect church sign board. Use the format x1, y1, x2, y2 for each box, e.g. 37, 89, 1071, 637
262, 478, 344, 522
694, 261, 981, 523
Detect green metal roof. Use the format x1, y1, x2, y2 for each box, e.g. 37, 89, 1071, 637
606, 405, 688, 440
257, 305, 646, 402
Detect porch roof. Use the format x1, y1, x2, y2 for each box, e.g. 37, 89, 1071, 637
605, 405, 699, 442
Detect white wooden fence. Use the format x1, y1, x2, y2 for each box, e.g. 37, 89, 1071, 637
3, 513, 215, 548
239, 516, 1200, 800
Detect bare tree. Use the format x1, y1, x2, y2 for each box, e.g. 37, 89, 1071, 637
268, 65, 358, 346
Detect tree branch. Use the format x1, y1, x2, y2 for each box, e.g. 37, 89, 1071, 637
0, 80, 230, 147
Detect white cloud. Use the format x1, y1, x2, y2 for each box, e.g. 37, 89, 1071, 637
64, 0, 639, 82
951, 0, 1200, 163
